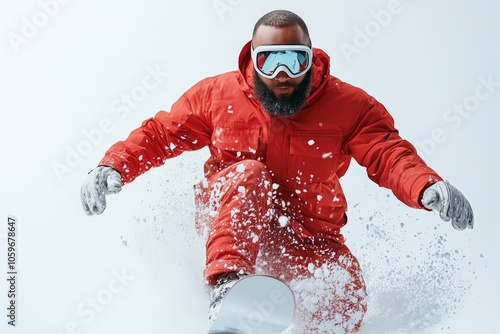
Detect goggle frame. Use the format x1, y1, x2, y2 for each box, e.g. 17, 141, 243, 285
251, 44, 313, 79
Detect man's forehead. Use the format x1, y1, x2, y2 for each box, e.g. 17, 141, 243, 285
252, 24, 309, 47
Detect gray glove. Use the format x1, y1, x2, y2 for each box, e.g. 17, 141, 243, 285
421, 181, 474, 230
81, 166, 122, 216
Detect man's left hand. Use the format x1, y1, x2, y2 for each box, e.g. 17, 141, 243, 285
421, 181, 474, 230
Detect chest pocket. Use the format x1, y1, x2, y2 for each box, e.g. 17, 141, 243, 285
211, 123, 261, 159
288, 132, 344, 183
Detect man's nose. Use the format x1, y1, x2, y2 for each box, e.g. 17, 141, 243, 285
274, 70, 290, 82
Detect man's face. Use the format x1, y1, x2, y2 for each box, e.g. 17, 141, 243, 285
252, 24, 312, 117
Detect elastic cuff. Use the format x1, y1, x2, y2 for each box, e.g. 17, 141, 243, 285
205, 259, 255, 286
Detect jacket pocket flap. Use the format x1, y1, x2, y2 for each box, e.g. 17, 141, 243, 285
289, 133, 342, 158
212, 124, 261, 153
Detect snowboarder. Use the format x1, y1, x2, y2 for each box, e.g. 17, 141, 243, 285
80, 9, 473, 333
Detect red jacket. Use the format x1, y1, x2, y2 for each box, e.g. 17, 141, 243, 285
100, 41, 442, 243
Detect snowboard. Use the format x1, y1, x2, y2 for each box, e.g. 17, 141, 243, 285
207, 275, 295, 334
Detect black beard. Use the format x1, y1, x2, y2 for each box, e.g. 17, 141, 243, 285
253, 70, 312, 117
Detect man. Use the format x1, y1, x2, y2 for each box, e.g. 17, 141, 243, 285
80, 10, 473, 333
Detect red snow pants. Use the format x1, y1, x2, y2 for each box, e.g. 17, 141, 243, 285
195, 160, 367, 333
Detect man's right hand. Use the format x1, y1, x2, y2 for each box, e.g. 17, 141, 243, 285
81, 166, 122, 216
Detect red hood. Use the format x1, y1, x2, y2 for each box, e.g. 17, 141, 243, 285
237, 40, 331, 102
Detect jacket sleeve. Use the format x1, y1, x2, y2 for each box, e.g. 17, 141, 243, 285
98, 83, 212, 184
343, 96, 442, 209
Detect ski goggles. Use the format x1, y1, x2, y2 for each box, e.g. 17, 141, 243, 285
251, 44, 313, 79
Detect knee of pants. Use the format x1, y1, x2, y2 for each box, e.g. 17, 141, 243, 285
196, 160, 271, 199
225, 160, 271, 185
194, 160, 273, 228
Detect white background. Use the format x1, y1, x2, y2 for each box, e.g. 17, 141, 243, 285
1, 0, 499, 333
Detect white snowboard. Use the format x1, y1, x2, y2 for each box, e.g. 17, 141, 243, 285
207, 275, 295, 334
